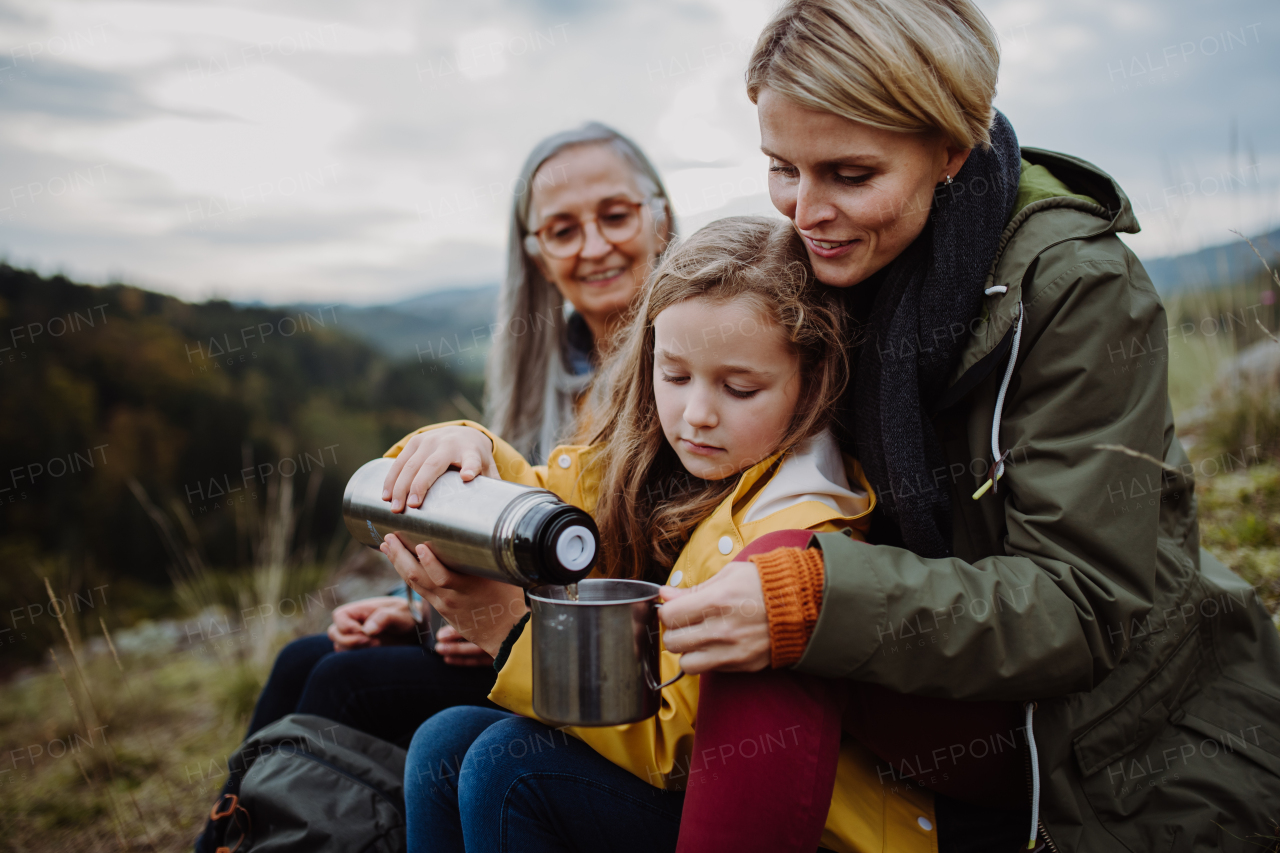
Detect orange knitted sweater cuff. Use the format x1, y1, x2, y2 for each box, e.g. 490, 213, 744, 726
748, 546, 825, 669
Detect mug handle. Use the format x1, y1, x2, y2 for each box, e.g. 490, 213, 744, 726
645, 660, 686, 691
656, 669, 685, 690
649, 602, 686, 690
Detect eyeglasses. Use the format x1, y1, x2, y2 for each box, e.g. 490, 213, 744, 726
524, 197, 660, 259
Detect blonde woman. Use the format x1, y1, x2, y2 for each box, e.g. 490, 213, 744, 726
660, 2, 1280, 852
382, 1, 1280, 851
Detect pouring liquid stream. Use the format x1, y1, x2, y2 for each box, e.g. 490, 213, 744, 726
565, 582, 579, 601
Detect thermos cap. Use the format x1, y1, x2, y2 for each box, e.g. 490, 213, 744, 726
555, 525, 596, 572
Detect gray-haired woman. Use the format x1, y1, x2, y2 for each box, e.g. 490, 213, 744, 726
486, 122, 674, 463
383, 122, 674, 499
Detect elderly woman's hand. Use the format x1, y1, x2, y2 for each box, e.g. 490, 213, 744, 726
433, 624, 495, 667
380, 533, 527, 658
657, 561, 771, 673
327, 596, 418, 651
382, 426, 498, 512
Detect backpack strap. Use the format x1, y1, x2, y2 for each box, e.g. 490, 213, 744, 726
210, 793, 252, 852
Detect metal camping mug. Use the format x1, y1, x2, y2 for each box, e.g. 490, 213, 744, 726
342, 457, 599, 588
528, 579, 685, 727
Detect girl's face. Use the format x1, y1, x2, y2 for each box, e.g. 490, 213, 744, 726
757, 87, 971, 288
528, 143, 667, 341
652, 297, 801, 481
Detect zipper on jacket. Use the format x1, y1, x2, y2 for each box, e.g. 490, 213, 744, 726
1038, 818, 1060, 853
1023, 760, 1058, 852
1022, 703, 1060, 853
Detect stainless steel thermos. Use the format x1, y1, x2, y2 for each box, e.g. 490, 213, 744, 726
342, 457, 598, 587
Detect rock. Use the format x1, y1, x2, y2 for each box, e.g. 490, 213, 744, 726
1216, 340, 1280, 394
108, 618, 184, 656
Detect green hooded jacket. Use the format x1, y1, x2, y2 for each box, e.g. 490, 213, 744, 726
800, 148, 1280, 851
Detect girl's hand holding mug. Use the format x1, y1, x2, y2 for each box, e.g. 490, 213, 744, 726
379, 534, 527, 658
382, 425, 497, 513
657, 561, 771, 674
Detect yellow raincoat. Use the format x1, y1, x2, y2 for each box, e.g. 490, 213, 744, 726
387, 421, 938, 853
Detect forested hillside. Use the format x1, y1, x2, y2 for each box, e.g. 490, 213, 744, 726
0, 265, 479, 663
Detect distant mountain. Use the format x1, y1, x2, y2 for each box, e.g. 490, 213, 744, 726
1140, 227, 1280, 295
287, 284, 500, 378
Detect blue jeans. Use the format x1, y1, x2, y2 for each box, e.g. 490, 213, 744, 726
405, 706, 684, 853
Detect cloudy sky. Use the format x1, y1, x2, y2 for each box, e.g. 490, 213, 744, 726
0, 0, 1276, 305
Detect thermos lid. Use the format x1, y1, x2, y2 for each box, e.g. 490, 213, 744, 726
518, 503, 599, 584
554, 525, 596, 572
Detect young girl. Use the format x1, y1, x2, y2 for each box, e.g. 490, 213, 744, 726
385, 217, 935, 853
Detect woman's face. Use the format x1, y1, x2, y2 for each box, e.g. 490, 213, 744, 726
758, 88, 971, 288
528, 143, 667, 340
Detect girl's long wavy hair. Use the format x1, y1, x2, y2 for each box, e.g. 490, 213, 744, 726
587, 216, 850, 581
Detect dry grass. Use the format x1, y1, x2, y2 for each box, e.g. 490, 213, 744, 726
0, 523, 392, 851
0, 642, 281, 852
0, 466, 346, 851
1197, 462, 1280, 617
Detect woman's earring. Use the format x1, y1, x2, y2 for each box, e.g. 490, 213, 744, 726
945, 174, 953, 185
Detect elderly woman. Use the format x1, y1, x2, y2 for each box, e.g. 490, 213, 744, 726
381, 2, 1280, 851
195, 123, 671, 850
388, 122, 673, 496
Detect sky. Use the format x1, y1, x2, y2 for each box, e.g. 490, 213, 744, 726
0, 0, 1276, 305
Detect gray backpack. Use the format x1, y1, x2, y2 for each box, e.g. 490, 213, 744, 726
204, 714, 406, 853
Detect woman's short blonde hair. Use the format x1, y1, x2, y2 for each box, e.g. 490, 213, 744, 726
746, 0, 1000, 149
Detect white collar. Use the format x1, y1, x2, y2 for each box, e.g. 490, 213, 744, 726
743, 430, 866, 524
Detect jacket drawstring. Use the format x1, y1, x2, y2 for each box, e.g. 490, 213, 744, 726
972, 300, 1024, 499
1025, 700, 1041, 849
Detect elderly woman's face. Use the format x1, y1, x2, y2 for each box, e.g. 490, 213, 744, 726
758, 88, 970, 288
528, 143, 666, 340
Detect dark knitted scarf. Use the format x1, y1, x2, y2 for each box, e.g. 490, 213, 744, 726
853, 111, 1022, 559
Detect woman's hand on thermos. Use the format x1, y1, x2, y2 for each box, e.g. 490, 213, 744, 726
657, 561, 772, 674
382, 426, 499, 512
380, 532, 527, 658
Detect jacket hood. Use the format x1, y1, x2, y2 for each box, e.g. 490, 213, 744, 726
941, 148, 1141, 401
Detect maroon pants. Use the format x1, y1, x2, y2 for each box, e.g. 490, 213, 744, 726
676, 532, 1024, 853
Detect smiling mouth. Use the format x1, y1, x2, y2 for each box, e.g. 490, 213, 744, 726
579, 266, 627, 283
808, 238, 856, 249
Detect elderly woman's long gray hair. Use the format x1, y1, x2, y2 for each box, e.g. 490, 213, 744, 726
484, 122, 673, 463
